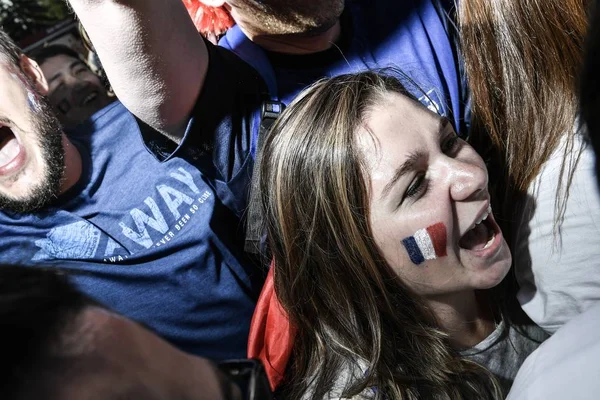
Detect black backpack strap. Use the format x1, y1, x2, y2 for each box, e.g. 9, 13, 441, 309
245, 100, 284, 255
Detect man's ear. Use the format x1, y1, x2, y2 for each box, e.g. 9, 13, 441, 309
19, 55, 49, 96
198, 0, 227, 7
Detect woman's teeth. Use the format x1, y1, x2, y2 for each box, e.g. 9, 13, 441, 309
472, 205, 492, 229
458, 205, 495, 251
482, 231, 496, 249
0, 126, 19, 168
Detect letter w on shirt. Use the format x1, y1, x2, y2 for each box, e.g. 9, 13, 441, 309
119, 197, 169, 249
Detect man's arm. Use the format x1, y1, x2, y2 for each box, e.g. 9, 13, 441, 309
67, 0, 208, 142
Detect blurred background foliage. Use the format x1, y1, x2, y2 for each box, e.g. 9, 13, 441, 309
0, 0, 72, 42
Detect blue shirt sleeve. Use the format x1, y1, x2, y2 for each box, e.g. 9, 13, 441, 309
138, 40, 268, 184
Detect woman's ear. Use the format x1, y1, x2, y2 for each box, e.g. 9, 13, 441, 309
19, 55, 49, 96
198, 0, 226, 7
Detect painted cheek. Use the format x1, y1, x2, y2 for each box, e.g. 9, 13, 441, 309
401, 222, 447, 265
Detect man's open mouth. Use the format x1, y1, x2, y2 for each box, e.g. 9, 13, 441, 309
458, 206, 496, 251
0, 124, 21, 170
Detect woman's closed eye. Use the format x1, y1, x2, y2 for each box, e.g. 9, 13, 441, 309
402, 173, 429, 204
441, 132, 461, 155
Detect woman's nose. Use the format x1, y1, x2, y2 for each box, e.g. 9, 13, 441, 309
446, 158, 488, 202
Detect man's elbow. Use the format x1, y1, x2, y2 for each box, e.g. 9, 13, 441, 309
122, 93, 198, 144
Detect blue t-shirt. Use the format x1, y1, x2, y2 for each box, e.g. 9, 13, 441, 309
0, 43, 267, 360
220, 0, 465, 133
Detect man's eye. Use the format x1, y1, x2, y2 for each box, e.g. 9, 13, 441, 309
52, 82, 65, 94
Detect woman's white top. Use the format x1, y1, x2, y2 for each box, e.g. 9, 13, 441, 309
514, 129, 600, 333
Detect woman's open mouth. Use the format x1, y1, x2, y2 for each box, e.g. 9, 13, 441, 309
458, 205, 502, 256
0, 124, 25, 176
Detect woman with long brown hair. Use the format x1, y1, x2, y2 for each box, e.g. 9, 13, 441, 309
258, 71, 547, 399
458, 0, 600, 333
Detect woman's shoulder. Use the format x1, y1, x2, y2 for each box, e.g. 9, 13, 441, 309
461, 321, 549, 396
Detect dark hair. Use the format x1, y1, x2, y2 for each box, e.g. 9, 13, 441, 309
260, 71, 502, 399
581, 2, 600, 186
0, 265, 92, 399
29, 44, 83, 66
0, 28, 23, 68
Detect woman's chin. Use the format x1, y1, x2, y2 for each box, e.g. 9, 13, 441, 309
474, 246, 512, 289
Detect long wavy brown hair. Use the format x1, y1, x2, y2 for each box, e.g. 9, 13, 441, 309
259, 71, 502, 399
458, 0, 588, 237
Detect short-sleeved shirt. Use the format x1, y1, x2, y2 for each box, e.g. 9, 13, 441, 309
0, 42, 268, 360
220, 0, 465, 133
461, 321, 549, 396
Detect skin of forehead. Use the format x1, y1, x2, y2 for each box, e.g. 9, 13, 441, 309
357, 93, 438, 177
41, 55, 88, 82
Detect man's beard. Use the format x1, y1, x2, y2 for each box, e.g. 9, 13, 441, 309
245, 0, 344, 36
0, 95, 65, 214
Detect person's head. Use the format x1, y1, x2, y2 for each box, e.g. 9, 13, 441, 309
0, 264, 240, 400
260, 71, 510, 398
0, 29, 68, 214
29, 45, 112, 129
200, 0, 344, 38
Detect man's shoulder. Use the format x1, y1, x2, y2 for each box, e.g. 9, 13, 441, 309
67, 101, 136, 139
347, 0, 448, 33
187, 40, 267, 137
203, 41, 268, 96
181, 42, 267, 164
65, 100, 147, 166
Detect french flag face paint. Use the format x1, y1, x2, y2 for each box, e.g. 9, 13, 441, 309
401, 222, 447, 265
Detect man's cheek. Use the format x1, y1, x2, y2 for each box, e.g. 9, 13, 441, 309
26, 90, 42, 113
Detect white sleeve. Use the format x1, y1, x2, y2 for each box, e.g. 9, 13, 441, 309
507, 302, 600, 400
514, 129, 600, 333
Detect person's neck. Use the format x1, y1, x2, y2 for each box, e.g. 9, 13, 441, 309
244, 21, 342, 55
426, 290, 497, 350
59, 134, 82, 194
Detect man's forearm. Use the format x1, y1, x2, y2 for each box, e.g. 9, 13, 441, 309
66, 0, 208, 141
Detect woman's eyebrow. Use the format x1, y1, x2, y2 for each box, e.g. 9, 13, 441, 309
380, 150, 426, 200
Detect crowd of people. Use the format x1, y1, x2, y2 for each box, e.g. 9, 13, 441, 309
1, 0, 599, 398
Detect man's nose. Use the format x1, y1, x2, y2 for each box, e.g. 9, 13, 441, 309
70, 78, 91, 93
